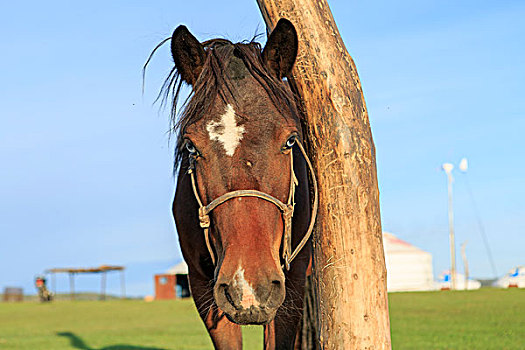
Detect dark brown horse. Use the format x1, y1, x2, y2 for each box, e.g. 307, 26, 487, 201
163, 19, 316, 349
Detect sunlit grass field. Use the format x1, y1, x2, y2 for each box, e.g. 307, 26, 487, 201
0, 288, 524, 349
388, 288, 525, 349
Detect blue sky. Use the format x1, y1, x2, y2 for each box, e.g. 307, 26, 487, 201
1, 1, 523, 296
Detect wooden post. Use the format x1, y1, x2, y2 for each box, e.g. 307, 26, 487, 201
256, 1, 391, 348
52, 272, 56, 295
120, 270, 126, 299
69, 273, 75, 301
100, 271, 107, 300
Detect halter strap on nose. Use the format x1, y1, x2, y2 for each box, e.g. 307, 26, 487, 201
188, 140, 318, 270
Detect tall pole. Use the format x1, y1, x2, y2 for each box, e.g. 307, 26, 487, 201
443, 163, 456, 290
461, 241, 469, 290
257, 1, 391, 348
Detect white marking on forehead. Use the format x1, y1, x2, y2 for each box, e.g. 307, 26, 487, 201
206, 104, 246, 157
234, 267, 259, 308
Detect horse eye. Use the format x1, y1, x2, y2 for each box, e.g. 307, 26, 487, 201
185, 142, 197, 154
285, 136, 297, 149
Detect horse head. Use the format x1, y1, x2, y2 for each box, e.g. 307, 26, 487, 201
170, 19, 310, 325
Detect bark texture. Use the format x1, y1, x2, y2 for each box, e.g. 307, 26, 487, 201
256, 1, 392, 348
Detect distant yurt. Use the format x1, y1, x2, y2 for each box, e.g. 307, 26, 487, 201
494, 266, 525, 288
167, 261, 189, 275
436, 271, 481, 290
154, 261, 190, 300
382, 232, 435, 292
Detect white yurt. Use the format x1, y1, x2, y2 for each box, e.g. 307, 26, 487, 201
382, 232, 436, 292
166, 261, 189, 275
493, 266, 525, 288
170, 234, 438, 292
436, 270, 481, 290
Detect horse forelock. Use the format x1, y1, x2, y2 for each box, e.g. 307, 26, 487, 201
151, 37, 301, 172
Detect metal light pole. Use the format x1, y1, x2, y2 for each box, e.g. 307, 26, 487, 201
461, 241, 469, 290
442, 163, 456, 290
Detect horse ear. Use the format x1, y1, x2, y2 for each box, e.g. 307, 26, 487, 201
171, 25, 206, 85
262, 18, 298, 80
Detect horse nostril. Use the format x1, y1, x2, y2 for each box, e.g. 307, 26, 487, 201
270, 279, 284, 295
219, 283, 237, 308
217, 282, 229, 296
262, 278, 285, 309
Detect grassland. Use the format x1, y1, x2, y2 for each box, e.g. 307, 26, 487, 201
389, 288, 525, 349
0, 288, 523, 349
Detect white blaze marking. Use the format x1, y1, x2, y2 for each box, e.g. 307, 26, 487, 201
206, 104, 245, 157
234, 267, 259, 308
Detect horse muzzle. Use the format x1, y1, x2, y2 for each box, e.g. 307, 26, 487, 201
214, 274, 286, 325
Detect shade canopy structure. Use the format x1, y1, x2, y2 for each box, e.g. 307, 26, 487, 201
45, 265, 125, 300
47, 265, 124, 274
382, 232, 436, 292
494, 266, 525, 288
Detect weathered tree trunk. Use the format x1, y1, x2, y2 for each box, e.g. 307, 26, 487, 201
256, 1, 392, 348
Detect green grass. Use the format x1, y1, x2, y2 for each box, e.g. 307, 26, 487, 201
0, 299, 262, 349
0, 288, 523, 349
389, 288, 525, 349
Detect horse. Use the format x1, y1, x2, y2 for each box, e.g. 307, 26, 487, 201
161, 19, 317, 349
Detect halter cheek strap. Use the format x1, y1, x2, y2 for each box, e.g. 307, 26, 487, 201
188, 140, 318, 271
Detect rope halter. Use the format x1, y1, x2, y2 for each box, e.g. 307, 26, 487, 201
187, 140, 318, 270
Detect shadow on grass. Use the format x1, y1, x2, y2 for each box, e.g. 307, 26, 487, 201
57, 332, 167, 350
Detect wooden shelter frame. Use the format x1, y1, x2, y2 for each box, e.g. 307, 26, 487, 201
46, 265, 125, 300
